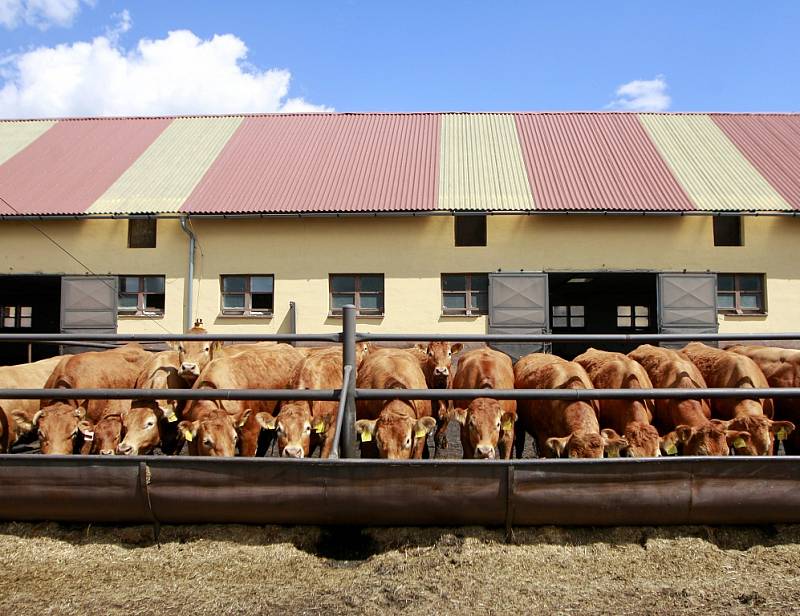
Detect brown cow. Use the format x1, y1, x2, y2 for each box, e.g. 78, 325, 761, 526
411, 341, 463, 453
575, 348, 660, 457
179, 344, 303, 456
450, 347, 516, 459
255, 347, 342, 458
355, 348, 435, 459
1, 355, 68, 452
35, 344, 151, 455
514, 354, 627, 458
727, 344, 799, 453
682, 342, 788, 455
116, 350, 188, 456
629, 345, 750, 456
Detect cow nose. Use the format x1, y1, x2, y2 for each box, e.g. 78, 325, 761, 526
116, 443, 133, 455
475, 445, 495, 459
181, 362, 198, 372
283, 446, 304, 458
100, 449, 115, 455
433, 367, 448, 376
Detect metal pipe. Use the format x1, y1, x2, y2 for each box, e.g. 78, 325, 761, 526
329, 364, 353, 459
0, 333, 341, 342
8, 388, 340, 401
179, 216, 196, 332
357, 332, 800, 343
341, 305, 358, 458
355, 387, 800, 400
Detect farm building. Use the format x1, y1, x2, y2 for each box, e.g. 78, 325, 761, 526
0, 111, 798, 364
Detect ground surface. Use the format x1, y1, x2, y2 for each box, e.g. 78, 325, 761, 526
1, 523, 798, 615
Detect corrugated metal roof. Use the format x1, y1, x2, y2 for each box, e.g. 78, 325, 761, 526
639, 114, 792, 211
438, 114, 533, 211
712, 114, 800, 211
514, 113, 695, 211
0, 120, 55, 167
183, 113, 440, 213
88, 117, 243, 214
0, 118, 169, 215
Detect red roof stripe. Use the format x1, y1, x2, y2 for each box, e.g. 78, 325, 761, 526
182, 114, 440, 213
712, 115, 800, 210
0, 118, 170, 215
513, 113, 696, 211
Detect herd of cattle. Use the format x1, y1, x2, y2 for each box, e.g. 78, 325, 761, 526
0, 326, 797, 460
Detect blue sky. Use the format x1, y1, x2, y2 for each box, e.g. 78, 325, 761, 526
1, 0, 798, 116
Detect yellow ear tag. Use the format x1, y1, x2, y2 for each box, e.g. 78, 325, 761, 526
314, 421, 325, 434
734, 437, 746, 449
777, 428, 787, 441
666, 444, 678, 456
360, 431, 372, 443
182, 429, 193, 442
238, 418, 247, 427
415, 428, 427, 439
166, 411, 177, 423
502, 420, 513, 432
607, 449, 619, 458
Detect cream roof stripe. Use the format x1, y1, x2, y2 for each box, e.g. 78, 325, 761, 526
438, 114, 534, 210
0, 121, 55, 167
639, 114, 791, 211
88, 116, 244, 214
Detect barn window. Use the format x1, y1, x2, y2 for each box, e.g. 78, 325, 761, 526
329, 274, 384, 316
717, 274, 765, 314
127, 219, 157, 248
220, 275, 274, 316
0, 306, 32, 328
441, 274, 488, 315
713, 216, 742, 246
617, 305, 649, 329
118, 276, 165, 317
454, 215, 487, 247
552, 305, 585, 328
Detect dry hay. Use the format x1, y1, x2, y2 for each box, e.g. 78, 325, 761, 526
0, 523, 799, 615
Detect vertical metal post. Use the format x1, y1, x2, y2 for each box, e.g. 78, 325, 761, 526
288, 301, 297, 346
27, 343, 32, 363
341, 304, 358, 458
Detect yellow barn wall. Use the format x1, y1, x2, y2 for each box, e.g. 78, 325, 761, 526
0, 215, 797, 335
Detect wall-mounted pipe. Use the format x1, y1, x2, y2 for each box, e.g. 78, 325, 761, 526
179, 216, 196, 332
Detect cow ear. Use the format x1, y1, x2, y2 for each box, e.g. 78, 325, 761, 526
159, 403, 178, 423
236, 408, 252, 428
74, 406, 87, 420
168, 340, 180, 352
210, 340, 224, 356
77, 420, 95, 439
414, 342, 427, 351
452, 407, 468, 426
313, 414, 334, 434
710, 418, 732, 430
32, 410, 44, 428
500, 411, 516, 433
355, 419, 377, 443
545, 436, 570, 458
178, 420, 198, 442
726, 430, 752, 451
674, 425, 694, 444
660, 431, 680, 456
414, 416, 436, 438
10, 409, 33, 433
255, 412, 277, 431
450, 343, 463, 355
770, 420, 795, 441
601, 429, 628, 457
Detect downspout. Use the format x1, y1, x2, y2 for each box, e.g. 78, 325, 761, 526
180, 216, 196, 333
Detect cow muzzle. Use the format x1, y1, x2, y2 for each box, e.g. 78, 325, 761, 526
180, 363, 200, 377
282, 445, 304, 458
116, 442, 135, 455
475, 444, 496, 459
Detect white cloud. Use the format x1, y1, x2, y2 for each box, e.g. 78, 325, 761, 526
104, 8, 131, 45
0, 27, 332, 117
0, 0, 93, 30
607, 75, 671, 112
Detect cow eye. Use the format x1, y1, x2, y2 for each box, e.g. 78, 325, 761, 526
203, 437, 213, 446
404, 437, 411, 448
304, 425, 311, 432
427, 351, 433, 357
145, 421, 155, 429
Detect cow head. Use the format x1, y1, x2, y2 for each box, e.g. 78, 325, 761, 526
546, 428, 627, 459
665, 420, 745, 456
255, 402, 334, 458
356, 341, 372, 366
172, 329, 222, 383
622, 422, 661, 457
178, 409, 250, 457
716, 417, 795, 456
452, 397, 515, 459
355, 402, 436, 459
34, 403, 94, 455
80, 414, 124, 455
116, 401, 169, 455
416, 342, 463, 387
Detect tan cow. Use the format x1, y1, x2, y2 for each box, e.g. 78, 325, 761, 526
116, 350, 188, 456
355, 348, 435, 459
411, 341, 463, 453
727, 344, 799, 453
1, 355, 68, 453
629, 345, 749, 456
450, 347, 516, 459
35, 344, 151, 455
574, 348, 660, 457
682, 342, 788, 455
514, 354, 626, 458
255, 347, 343, 458
178, 344, 303, 456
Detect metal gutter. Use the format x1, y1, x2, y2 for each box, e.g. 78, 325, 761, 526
179, 216, 196, 332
